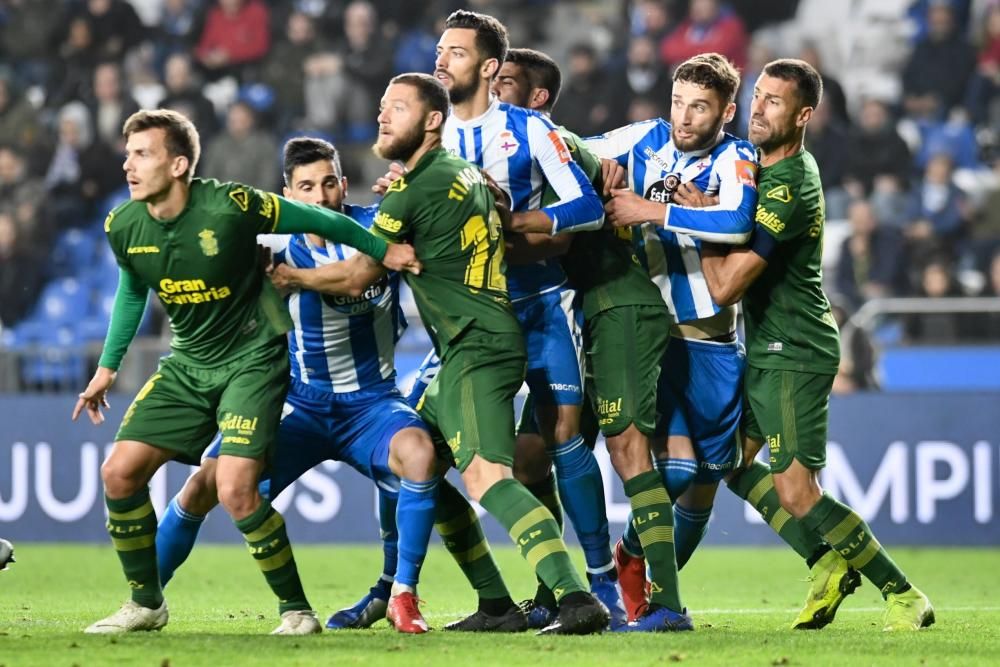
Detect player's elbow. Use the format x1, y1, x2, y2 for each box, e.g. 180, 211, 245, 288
709, 282, 742, 308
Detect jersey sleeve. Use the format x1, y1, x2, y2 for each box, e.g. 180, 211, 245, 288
753, 167, 806, 244
527, 113, 604, 234
97, 266, 149, 370
584, 119, 660, 166
660, 143, 757, 244
371, 187, 411, 244
256, 234, 290, 265
224, 183, 283, 234
273, 195, 388, 261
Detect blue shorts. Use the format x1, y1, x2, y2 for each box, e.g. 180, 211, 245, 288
205, 377, 427, 499
655, 338, 745, 483
513, 287, 584, 406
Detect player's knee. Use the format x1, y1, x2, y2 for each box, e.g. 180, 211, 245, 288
390, 429, 436, 480
552, 419, 580, 445
775, 483, 820, 519
178, 468, 220, 515
513, 434, 551, 485
100, 458, 144, 499
606, 433, 651, 480
216, 477, 259, 519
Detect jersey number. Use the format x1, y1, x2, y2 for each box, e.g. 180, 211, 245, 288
460, 212, 506, 292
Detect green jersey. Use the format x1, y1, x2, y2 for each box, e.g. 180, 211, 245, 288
372, 147, 521, 358
544, 129, 664, 319
105, 178, 292, 366
743, 150, 839, 374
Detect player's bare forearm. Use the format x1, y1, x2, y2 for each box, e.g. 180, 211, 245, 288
271, 255, 387, 298
506, 209, 555, 234
605, 189, 665, 228
506, 231, 573, 264
701, 245, 768, 307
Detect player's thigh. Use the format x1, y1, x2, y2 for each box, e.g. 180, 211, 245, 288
430, 332, 525, 472
216, 340, 290, 463
743, 367, 833, 474
116, 356, 225, 465
339, 388, 427, 490
516, 289, 584, 407
261, 384, 340, 498
587, 304, 669, 437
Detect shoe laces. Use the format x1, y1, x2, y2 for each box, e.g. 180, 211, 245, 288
396, 593, 424, 617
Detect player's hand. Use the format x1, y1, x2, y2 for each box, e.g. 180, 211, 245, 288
605, 188, 661, 228
673, 182, 719, 208
601, 158, 626, 195
72, 367, 117, 425
371, 162, 406, 196
382, 242, 422, 275
268, 262, 300, 291
481, 169, 511, 209
258, 244, 273, 272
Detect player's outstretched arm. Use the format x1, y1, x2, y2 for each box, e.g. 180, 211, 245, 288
269, 252, 400, 296
700, 238, 769, 307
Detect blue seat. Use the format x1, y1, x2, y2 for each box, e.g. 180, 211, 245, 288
50, 230, 96, 279
32, 277, 91, 326
18, 325, 87, 389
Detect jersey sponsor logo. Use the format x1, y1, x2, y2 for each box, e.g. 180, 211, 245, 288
386, 177, 407, 194
126, 245, 160, 254
198, 229, 219, 256
642, 147, 672, 173
734, 160, 758, 188
644, 173, 681, 204
321, 274, 390, 314
547, 130, 572, 163
448, 166, 488, 202
375, 211, 403, 233
229, 188, 250, 212
103, 211, 115, 232
755, 207, 785, 234
548, 382, 580, 393
596, 396, 623, 426
766, 184, 792, 203
157, 278, 232, 305
219, 412, 259, 435
767, 342, 783, 352
259, 194, 275, 220
446, 430, 462, 454
498, 130, 520, 157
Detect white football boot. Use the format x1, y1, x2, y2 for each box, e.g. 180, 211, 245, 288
271, 609, 322, 635
85, 600, 168, 634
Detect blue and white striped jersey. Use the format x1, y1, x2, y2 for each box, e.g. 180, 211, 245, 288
586, 119, 758, 324
443, 98, 604, 300
258, 203, 406, 393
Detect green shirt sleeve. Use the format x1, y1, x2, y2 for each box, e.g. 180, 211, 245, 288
273, 195, 388, 261
370, 191, 411, 244
755, 179, 802, 242
98, 266, 149, 371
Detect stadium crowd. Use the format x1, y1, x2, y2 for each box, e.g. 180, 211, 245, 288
0, 0, 997, 371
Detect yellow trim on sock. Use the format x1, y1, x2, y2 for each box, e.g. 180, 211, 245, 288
638, 526, 674, 545
111, 533, 156, 551
769, 508, 792, 534
450, 539, 491, 564
256, 544, 294, 572
629, 486, 670, 510
108, 501, 154, 522
849, 535, 882, 569
824, 512, 862, 548
524, 539, 568, 570
243, 510, 285, 543
747, 475, 773, 507
508, 506, 552, 542
435, 508, 477, 536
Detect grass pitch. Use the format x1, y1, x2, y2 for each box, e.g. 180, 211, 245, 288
0, 544, 997, 666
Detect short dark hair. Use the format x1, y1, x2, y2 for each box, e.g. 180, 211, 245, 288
505, 48, 562, 112
122, 109, 201, 183
282, 137, 341, 186
672, 53, 741, 104
762, 58, 823, 109
444, 9, 508, 68
391, 72, 450, 118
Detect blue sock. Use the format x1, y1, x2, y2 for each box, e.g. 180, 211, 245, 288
157, 496, 205, 587
656, 458, 698, 501
394, 477, 439, 588
378, 489, 399, 582
550, 434, 613, 572
674, 504, 712, 570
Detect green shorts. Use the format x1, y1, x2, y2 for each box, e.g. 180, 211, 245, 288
585, 305, 669, 437
517, 388, 600, 449
742, 367, 833, 473
418, 331, 526, 472
116, 339, 290, 465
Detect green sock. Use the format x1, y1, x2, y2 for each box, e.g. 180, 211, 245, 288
479, 478, 586, 602
728, 460, 827, 562
624, 470, 681, 611
235, 500, 310, 614
106, 489, 162, 609
434, 479, 511, 601
801, 493, 909, 597
525, 473, 563, 533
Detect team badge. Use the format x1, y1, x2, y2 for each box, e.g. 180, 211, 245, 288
766, 184, 792, 203
498, 130, 520, 157
644, 173, 681, 204
198, 229, 219, 256
229, 188, 249, 212
734, 160, 758, 188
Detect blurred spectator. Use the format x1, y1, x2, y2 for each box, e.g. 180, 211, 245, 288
0, 145, 49, 254
47, 15, 102, 111
844, 99, 912, 197
972, 248, 1000, 340
0, 209, 44, 328
0, 0, 62, 88
733, 38, 774, 137
805, 98, 851, 218
393, 12, 447, 75
628, 0, 676, 41
158, 52, 220, 142
901, 0, 977, 120
65, 0, 147, 63
153, 0, 206, 73
0, 74, 45, 171
835, 199, 906, 311
904, 153, 970, 263
798, 42, 850, 128
200, 100, 278, 189
905, 254, 972, 342
969, 156, 1000, 267
625, 95, 664, 124
659, 0, 748, 71
43, 102, 120, 227
259, 11, 330, 133
195, 0, 271, 80
87, 62, 140, 151
965, 1, 1000, 126
727, 0, 799, 34
603, 35, 672, 129
334, 0, 393, 138
831, 301, 879, 394
551, 43, 610, 137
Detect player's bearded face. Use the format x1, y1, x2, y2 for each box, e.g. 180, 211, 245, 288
435, 28, 485, 106
748, 74, 800, 152
670, 80, 728, 152
374, 111, 427, 163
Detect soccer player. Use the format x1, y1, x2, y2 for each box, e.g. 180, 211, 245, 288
433, 10, 623, 625
695, 59, 934, 632
491, 47, 676, 632
370, 71, 608, 635
71, 109, 418, 635
154, 137, 438, 634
